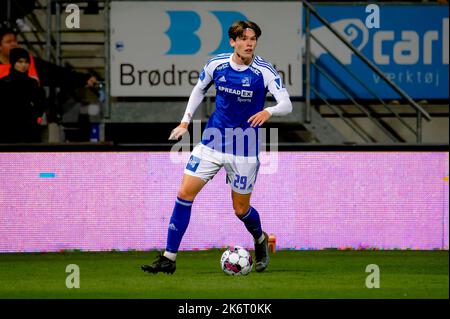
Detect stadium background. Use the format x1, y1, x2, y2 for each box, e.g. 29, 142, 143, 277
0, 0, 448, 300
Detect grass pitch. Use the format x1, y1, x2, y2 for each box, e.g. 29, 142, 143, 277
0, 250, 447, 299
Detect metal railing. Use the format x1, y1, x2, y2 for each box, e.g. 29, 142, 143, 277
7, 0, 108, 142
303, 0, 432, 143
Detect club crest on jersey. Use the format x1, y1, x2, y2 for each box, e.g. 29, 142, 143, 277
186, 155, 201, 172
241, 77, 251, 87
200, 70, 206, 81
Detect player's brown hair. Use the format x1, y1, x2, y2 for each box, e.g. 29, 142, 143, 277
228, 21, 262, 40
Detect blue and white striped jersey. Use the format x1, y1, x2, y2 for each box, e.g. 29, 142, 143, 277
194, 53, 290, 156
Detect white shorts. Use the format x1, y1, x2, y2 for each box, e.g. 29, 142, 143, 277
184, 143, 260, 194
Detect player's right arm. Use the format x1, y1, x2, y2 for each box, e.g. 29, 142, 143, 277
168, 64, 214, 140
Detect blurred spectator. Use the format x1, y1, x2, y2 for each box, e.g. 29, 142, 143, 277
0, 48, 45, 143
0, 28, 97, 89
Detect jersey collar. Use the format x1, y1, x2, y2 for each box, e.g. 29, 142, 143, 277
229, 53, 254, 72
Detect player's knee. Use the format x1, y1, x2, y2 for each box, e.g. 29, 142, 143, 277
233, 203, 250, 217
177, 190, 196, 202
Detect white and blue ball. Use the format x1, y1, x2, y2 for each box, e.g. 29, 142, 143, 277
220, 246, 253, 276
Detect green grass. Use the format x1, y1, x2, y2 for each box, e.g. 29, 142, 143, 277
0, 250, 447, 299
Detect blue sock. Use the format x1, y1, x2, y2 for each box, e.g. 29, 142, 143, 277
239, 206, 263, 240
165, 197, 193, 253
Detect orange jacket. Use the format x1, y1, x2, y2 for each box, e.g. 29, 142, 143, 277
0, 54, 40, 84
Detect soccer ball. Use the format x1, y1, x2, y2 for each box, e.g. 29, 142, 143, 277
220, 246, 253, 276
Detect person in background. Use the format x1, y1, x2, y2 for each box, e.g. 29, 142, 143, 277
0, 28, 97, 88
0, 47, 45, 143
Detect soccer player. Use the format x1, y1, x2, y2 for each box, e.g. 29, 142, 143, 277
141, 21, 292, 274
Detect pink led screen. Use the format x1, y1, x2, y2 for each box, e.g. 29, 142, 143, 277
0, 152, 448, 253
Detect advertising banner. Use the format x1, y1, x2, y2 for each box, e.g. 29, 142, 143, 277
308, 4, 448, 99
110, 1, 302, 97
0, 152, 448, 252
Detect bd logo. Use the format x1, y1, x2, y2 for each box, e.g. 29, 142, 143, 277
165, 11, 248, 55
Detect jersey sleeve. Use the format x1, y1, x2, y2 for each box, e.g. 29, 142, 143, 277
266, 72, 289, 100
265, 73, 292, 116
197, 63, 214, 92
180, 63, 215, 124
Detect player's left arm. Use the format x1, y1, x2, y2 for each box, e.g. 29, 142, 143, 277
248, 76, 292, 127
